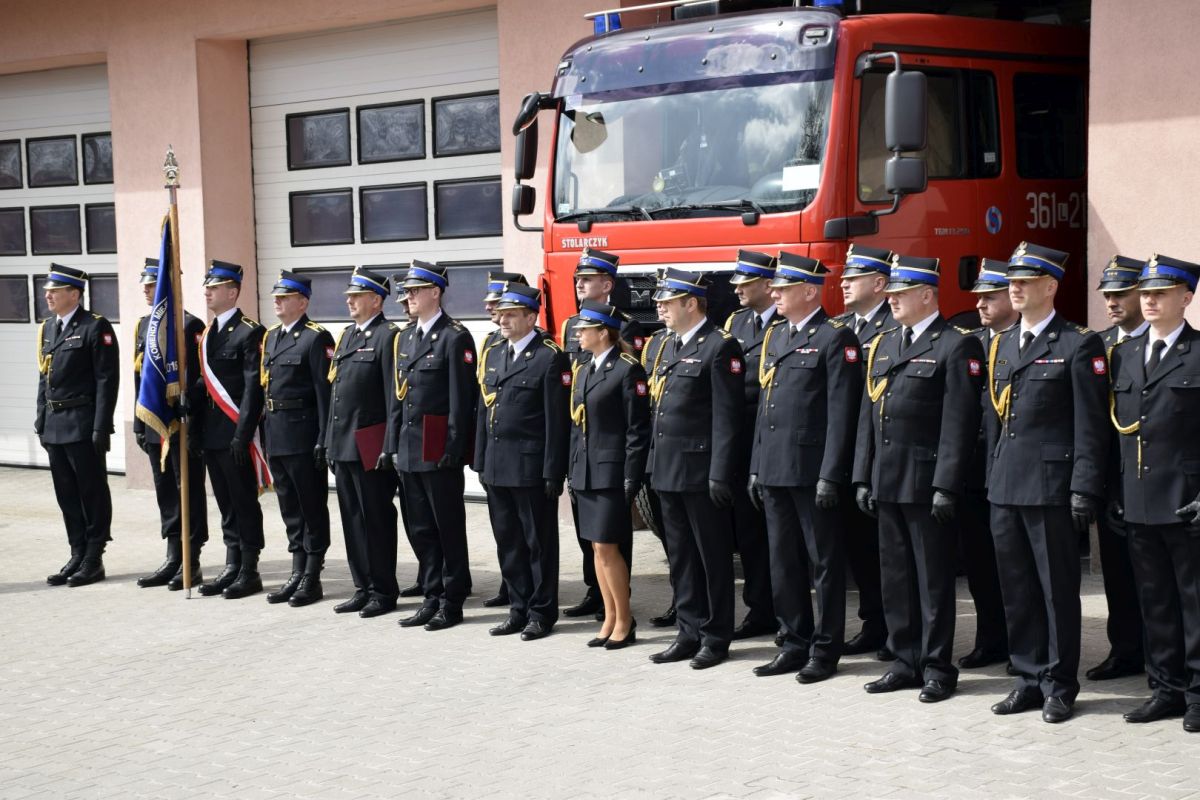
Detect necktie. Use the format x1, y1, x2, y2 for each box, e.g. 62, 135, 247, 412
902, 327, 913, 351
509, 344, 518, 362
854, 317, 867, 338
672, 336, 681, 357
416, 327, 424, 342
1147, 339, 1166, 374
753, 315, 763, 335
55, 318, 64, 338
1020, 331, 1035, 353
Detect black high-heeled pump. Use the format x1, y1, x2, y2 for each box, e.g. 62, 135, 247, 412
604, 618, 637, 650
586, 633, 610, 648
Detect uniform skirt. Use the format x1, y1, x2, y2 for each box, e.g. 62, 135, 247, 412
575, 488, 632, 544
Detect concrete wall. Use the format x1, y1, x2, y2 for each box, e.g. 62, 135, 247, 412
1088, 0, 1200, 327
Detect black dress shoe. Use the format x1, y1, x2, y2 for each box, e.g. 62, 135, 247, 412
482, 592, 510, 608
1086, 655, 1145, 681
1123, 696, 1185, 723
222, 555, 263, 599
288, 574, 323, 607
649, 639, 700, 664
333, 591, 369, 614
918, 679, 955, 703
1184, 704, 1200, 732
399, 583, 423, 598
521, 620, 552, 641
424, 607, 463, 631
731, 617, 776, 641
562, 595, 602, 618
199, 562, 240, 596
797, 657, 837, 684
167, 564, 201, 591
958, 647, 1008, 669
266, 571, 303, 604
399, 605, 438, 627
358, 598, 396, 618
991, 688, 1043, 715
137, 558, 181, 588
689, 645, 728, 670
864, 671, 922, 694
46, 552, 83, 586
844, 628, 887, 656
753, 650, 808, 677
604, 620, 637, 650
490, 616, 526, 636
587, 635, 610, 647
649, 606, 677, 628
1042, 696, 1073, 723
66, 558, 105, 587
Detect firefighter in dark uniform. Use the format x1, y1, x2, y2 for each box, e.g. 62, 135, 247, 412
723, 249, 778, 641
748, 254, 861, 682
390, 281, 424, 601
475, 283, 570, 641
260, 271, 334, 607
1087, 255, 1149, 681
37, 264, 119, 587
1109, 254, 1200, 732
853, 256, 984, 703
326, 267, 403, 617
389, 262, 478, 632
560, 248, 645, 621
640, 321, 678, 628
477, 271, 529, 608
835, 243, 894, 659
646, 268, 743, 670
957, 261, 1014, 669
196, 260, 268, 599
133, 257, 209, 590
986, 242, 1109, 724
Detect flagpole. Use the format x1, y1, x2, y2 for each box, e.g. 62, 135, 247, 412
163, 146, 193, 598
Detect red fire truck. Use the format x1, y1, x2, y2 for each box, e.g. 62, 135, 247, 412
511, 0, 1089, 332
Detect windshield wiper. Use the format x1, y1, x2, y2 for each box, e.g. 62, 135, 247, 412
555, 204, 654, 223
647, 199, 767, 224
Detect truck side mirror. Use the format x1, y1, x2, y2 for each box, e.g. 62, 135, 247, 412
885, 70, 927, 152
512, 92, 544, 135
885, 155, 927, 196
512, 183, 536, 218
515, 121, 538, 182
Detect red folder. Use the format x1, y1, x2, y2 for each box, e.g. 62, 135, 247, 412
354, 422, 387, 470
421, 415, 474, 466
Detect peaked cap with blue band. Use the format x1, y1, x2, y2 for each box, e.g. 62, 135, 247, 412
344, 266, 390, 297
770, 252, 827, 287
1097, 255, 1146, 293
494, 282, 541, 312
402, 260, 449, 290
575, 247, 619, 278
652, 267, 708, 302
884, 254, 940, 293
1138, 253, 1200, 292
843, 244, 894, 278
730, 249, 777, 286
203, 259, 244, 287
575, 299, 623, 330
484, 271, 528, 303
140, 257, 160, 285
271, 270, 313, 298
44, 263, 89, 290
970, 258, 1010, 294
1007, 241, 1068, 281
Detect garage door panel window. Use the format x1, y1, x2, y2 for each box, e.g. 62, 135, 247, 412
0, 207, 25, 255
360, 183, 427, 243
30, 205, 81, 256
286, 109, 352, 170
85, 203, 116, 254
292, 267, 355, 321
26, 136, 78, 188
89, 274, 119, 322
82, 132, 113, 185
357, 101, 425, 164
433, 92, 500, 157
434, 177, 502, 239
289, 189, 354, 247
0, 275, 30, 322
432, 260, 496, 320
0, 140, 21, 189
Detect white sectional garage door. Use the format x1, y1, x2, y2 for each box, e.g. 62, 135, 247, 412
0, 64, 124, 471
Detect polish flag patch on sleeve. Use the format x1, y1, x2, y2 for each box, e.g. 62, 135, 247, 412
845, 346, 860, 364
463, 350, 474, 364
730, 357, 744, 375
561, 371, 573, 387
968, 358, 982, 377
1092, 357, 1107, 375
102, 333, 113, 345
633, 336, 645, 350
635, 380, 648, 397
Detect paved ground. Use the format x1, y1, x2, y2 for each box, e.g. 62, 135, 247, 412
0, 465, 1196, 800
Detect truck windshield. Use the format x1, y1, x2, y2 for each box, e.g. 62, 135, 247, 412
554, 76, 831, 221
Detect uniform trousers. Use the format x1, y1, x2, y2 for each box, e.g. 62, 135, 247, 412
841, 487, 887, 638
731, 477, 775, 626
45, 441, 112, 555
334, 460, 399, 602
878, 501, 958, 684
991, 503, 1081, 701
488, 485, 559, 625
146, 440, 208, 547
959, 491, 1007, 653
657, 490, 734, 648
1127, 524, 1200, 705
403, 468, 471, 610
268, 453, 330, 555
1096, 514, 1145, 662
204, 447, 264, 552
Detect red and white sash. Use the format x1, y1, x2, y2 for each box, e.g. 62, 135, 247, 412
201, 324, 272, 491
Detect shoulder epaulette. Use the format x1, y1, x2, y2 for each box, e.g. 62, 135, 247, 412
240, 315, 258, 328
1112, 335, 1136, 349
267, 322, 282, 331
1069, 322, 1091, 334
833, 311, 853, 323
92, 312, 105, 320
879, 325, 901, 337
398, 321, 414, 331
542, 338, 563, 352
826, 317, 846, 329
952, 325, 974, 335
450, 320, 465, 331
387, 322, 398, 330
304, 320, 325, 333
715, 328, 733, 339
619, 352, 639, 366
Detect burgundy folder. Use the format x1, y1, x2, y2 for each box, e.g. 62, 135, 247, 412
354, 423, 387, 470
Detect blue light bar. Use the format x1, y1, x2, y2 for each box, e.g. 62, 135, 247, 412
593, 12, 621, 35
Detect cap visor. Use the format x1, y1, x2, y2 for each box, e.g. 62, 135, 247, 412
1137, 278, 1188, 291
1098, 282, 1137, 293
883, 281, 923, 293
729, 273, 764, 286
969, 284, 1007, 294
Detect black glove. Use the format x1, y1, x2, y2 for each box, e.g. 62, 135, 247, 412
176, 395, 191, 420
544, 479, 564, 499
1105, 499, 1126, 531
709, 479, 733, 509
1069, 492, 1097, 533
624, 479, 641, 506
855, 484, 877, 519
375, 452, 394, 472
436, 453, 461, 469
1175, 496, 1200, 529
930, 489, 957, 524
135, 430, 148, 453
92, 430, 110, 455
313, 444, 327, 471
230, 437, 249, 467
815, 478, 840, 510
747, 474, 764, 511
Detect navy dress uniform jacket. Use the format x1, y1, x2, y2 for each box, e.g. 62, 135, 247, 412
1110, 324, 1200, 526
475, 334, 571, 487
986, 314, 1109, 506
133, 311, 205, 446
568, 351, 651, 491
324, 315, 401, 462
751, 312, 863, 487
392, 313, 477, 471
724, 308, 774, 416
261, 315, 334, 457
647, 321, 744, 492
36, 309, 119, 445
853, 317, 984, 502
562, 311, 644, 364
836, 303, 894, 349
200, 309, 266, 450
